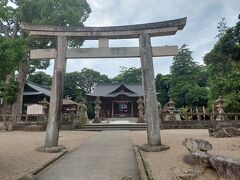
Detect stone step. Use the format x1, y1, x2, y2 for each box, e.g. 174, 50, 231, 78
78, 123, 146, 131
78, 128, 146, 131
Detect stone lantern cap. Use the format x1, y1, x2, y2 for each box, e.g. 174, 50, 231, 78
167, 98, 175, 107
167, 98, 175, 112
39, 98, 49, 106
216, 96, 224, 108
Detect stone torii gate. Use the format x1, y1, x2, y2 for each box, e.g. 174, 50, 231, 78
22, 17, 186, 152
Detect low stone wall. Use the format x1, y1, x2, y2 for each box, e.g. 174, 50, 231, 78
160, 112, 240, 129
161, 120, 240, 129
0, 113, 240, 131
13, 122, 47, 131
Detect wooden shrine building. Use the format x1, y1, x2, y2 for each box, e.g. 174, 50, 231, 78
87, 83, 144, 118
23, 81, 78, 114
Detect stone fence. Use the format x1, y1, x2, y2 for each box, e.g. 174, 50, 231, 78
0, 113, 76, 130
160, 112, 240, 129
0, 112, 240, 130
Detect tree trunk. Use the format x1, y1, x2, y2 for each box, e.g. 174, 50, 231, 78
1, 75, 13, 115
11, 61, 28, 122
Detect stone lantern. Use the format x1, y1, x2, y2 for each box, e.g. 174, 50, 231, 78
39, 98, 49, 115
216, 96, 224, 113
79, 100, 89, 125
166, 98, 176, 121
93, 96, 102, 123
167, 98, 175, 113
215, 96, 228, 121
137, 97, 145, 123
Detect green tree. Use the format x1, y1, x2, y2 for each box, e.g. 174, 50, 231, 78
0, 78, 19, 105
204, 16, 240, 112
64, 69, 110, 100
0, 0, 91, 118
196, 65, 208, 87
155, 73, 171, 106
170, 45, 208, 108
28, 71, 52, 87
112, 66, 142, 83
0, 38, 28, 81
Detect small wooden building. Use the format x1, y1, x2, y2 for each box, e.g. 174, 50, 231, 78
23, 81, 77, 114
23, 81, 51, 114
87, 83, 144, 118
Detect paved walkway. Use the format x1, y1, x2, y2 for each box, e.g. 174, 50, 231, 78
38, 131, 140, 180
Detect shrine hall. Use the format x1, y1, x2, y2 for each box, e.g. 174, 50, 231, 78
87, 83, 146, 118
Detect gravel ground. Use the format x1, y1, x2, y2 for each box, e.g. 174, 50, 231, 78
131, 129, 240, 180
1, 129, 239, 180
0, 131, 97, 180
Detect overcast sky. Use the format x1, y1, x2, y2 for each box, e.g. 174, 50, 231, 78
42, 0, 240, 78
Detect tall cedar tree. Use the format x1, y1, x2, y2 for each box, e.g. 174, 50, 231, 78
170, 45, 208, 108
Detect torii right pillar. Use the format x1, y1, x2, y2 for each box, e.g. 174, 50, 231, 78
139, 33, 169, 152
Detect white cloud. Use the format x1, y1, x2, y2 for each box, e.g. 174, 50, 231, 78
41, 0, 240, 77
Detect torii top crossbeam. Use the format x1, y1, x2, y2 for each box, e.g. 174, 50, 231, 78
21, 17, 186, 39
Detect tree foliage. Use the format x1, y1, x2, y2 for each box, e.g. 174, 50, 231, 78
204, 15, 240, 112
0, 78, 19, 104
28, 71, 52, 88
112, 66, 142, 83
0, 37, 28, 81
0, 0, 91, 115
155, 73, 171, 105
64, 68, 110, 100
170, 45, 208, 108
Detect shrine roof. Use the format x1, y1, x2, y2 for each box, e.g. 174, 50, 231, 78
23, 81, 51, 97
86, 83, 143, 97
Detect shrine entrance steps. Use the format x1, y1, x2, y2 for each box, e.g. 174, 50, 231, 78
78, 118, 146, 131
79, 123, 146, 131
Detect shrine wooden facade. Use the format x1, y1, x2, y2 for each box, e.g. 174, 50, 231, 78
87, 83, 143, 118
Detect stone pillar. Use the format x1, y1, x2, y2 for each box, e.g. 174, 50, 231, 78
139, 34, 168, 151
44, 36, 68, 148
137, 97, 145, 123
93, 96, 102, 123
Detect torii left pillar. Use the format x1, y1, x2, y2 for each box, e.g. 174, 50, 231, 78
43, 36, 68, 151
